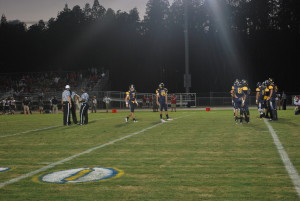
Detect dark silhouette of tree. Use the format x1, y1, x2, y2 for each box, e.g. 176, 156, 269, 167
1, 14, 7, 25
92, 0, 106, 20
0, 0, 300, 92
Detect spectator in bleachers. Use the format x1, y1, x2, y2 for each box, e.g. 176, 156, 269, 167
51, 96, 58, 114
282, 91, 287, 110
2, 98, 9, 114
152, 95, 158, 112
1, 98, 4, 114
22, 97, 30, 115
10, 97, 16, 114
276, 93, 281, 110
146, 96, 150, 107
294, 96, 300, 115
103, 96, 111, 113
38, 99, 44, 114
142, 95, 146, 107
91, 96, 97, 113
170, 94, 177, 112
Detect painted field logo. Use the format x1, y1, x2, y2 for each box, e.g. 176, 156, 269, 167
0, 167, 10, 172
41, 167, 123, 184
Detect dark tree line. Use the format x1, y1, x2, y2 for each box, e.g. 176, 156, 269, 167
0, 0, 300, 92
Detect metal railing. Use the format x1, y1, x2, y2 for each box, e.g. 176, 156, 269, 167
0, 91, 298, 112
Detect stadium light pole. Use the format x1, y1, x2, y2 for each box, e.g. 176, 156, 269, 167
184, 0, 191, 93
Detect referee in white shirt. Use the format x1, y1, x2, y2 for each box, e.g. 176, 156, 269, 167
79, 88, 89, 125
62, 85, 72, 125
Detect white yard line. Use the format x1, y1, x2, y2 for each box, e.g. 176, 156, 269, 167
0, 116, 122, 138
0, 115, 189, 188
264, 119, 300, 198
0, 126, 61, 138
0, 120, 26, 124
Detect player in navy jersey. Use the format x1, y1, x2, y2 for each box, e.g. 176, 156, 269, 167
156, 83, 172, 122
255, 82, 265, 118
241, 79, 250, 123
125, 84, 138, 123
232, 80, 246, 123
267, 78, 278, 120
230, 79, 240, 117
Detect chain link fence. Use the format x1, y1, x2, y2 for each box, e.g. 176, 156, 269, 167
0, 90, 298, 112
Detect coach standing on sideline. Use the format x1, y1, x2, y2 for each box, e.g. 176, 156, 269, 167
79, 88, 89, 125
62, 85, 72, 126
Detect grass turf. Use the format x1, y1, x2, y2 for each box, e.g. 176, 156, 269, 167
0, 109, 299, 200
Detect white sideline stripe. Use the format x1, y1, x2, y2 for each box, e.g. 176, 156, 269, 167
0, 115, 189, 188
264, 119, 300, 198
0, 116, 122, 138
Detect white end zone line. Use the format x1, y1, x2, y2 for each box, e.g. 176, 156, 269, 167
0, 114, 191, 189
264, 119, 300, 198
0, 116, 122, 138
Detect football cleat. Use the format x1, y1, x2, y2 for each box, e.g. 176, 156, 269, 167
161, 119, 166, 123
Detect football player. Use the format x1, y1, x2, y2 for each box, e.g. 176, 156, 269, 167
125, 84, 138, 123
230, 79, 239, 117
156, 83, 172, 122
241, 79, 250, 123
267, 78, 278, 120
263, 81, 271, 119
255, 82, 265, 118
232, 80, 246, 123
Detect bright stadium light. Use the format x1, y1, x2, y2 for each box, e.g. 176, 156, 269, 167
206, 0, 244, 77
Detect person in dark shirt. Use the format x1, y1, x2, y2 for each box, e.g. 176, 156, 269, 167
22, 97, 30, 115
38, 99, 44, 114
294, 96, 300, 115
51, 96, 58, 114
170, 94, 177, 112
156, 83, 172, 122
125, 84, 138, 123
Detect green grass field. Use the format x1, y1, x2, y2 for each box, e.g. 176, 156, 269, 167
0, 109, 299, 201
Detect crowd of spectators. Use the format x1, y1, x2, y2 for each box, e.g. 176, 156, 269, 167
0, 69, 106, 96
0, 69, 107, 114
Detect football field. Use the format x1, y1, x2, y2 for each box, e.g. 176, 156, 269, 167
0, 109, 299, 200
